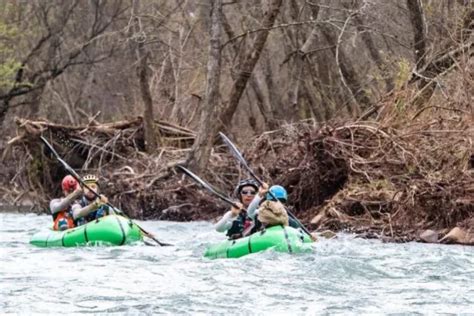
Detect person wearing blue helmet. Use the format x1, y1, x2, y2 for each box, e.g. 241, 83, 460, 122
246, 182, 318, 241
265, 185, 288, 202
246, 183, 289, 222
214, 179, 259, 239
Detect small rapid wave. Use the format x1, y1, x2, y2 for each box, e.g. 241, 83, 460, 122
1, 213, 472, 314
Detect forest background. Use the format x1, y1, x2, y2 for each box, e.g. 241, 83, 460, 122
0, 0, 472, 244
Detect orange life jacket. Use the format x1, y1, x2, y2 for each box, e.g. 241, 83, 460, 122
52, 210, 75, 231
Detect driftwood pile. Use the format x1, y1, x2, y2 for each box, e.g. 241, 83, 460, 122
2, 116, 245, 221
242, 95, 473, 244
2, 117, 202, 215
2, 102, 473, 244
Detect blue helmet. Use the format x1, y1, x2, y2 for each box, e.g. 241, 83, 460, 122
266, 185, 288, 202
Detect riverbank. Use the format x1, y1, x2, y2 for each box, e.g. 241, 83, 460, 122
1, 93, 472, 245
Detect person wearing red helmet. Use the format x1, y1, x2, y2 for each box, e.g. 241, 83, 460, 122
49, 175, 83, 231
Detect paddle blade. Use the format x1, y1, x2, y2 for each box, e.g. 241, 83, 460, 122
218, 132, 246, 166
40, 136, 61, 159
41, 136, 81, 180
218, 132, 263, 185
176, 165, 239, 208
176, 165, 215, 193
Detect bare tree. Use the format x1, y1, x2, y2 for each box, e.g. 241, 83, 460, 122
320, 24, 369, 116
0, 1, 125, 127
131, 0, 159, 153
408, 2, 472, 104
353, 14, 394, 92
1, 0, 469, 139
288, 20, 320, 109
221, 10, 278, 130
218, 0, 283, 130
406, 0, 427, 69
187, 0, 223, 173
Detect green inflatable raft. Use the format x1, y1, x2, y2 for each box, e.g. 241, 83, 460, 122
30, 215, 143, 247
204, 225, 314, 259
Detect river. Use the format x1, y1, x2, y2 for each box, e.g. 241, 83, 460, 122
1, 213, 472, 314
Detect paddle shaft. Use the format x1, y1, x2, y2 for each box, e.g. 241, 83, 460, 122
176, 165, 243, 210
218, 132, 313, 236
40, 136, 172, 246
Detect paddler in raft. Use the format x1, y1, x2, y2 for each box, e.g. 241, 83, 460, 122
257, 200, 289, 228
214, 179, 259, 239
49, 175, 83, 231
247, 183, 317, 241
71, 174, 111, 226
246, 183, 294, 230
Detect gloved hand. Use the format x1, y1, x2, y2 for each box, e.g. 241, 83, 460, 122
95, 195, 109, 208
230, 202, 244, 216
258, 182, 269, 198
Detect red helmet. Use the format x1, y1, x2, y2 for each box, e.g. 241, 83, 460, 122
61, 175, 78, 192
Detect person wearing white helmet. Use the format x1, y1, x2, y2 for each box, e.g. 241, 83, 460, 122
214, 179, 259, 239
71, 174, 110, 226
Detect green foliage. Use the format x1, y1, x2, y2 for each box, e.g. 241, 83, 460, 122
0, 58, 21, 88
395, 99, 406, 112
27, 156, 44, 191
0, 19, 21, 89
394, 58, 411, 90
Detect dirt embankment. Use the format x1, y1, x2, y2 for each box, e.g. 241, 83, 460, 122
1, 94, 473, 245
2, 105, 474, 244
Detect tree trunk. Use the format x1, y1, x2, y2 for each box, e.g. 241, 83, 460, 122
262, 54, 281, 127
456, 6, 473, 43
354, 15, 395, 92
288, 2, 320, 110
409, 5, 473, 105
186, 0, 222, 173
288, 27, 319, 108
218, 0, 283, 130
406, 0, 427, 69
320, 26, 370, 115
222, 9, 279, 131
132, 0, 159, 153
301, 80, 323, 121
0, 100, 8, 126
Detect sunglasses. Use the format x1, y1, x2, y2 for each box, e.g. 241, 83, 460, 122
241, 190, 256, 196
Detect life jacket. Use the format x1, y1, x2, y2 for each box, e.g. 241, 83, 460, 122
242, 218, 262, 237
52, 207, 75, 231
227, 211, 253, 240
75, 196, 109, 226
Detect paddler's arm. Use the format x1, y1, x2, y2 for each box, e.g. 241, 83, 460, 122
246, 196, 260, 220
247, 182, 268, 220
214, 211, 235, 232
71, 195, 108, 220
50, 188, 83, 214
214, 202, 243, 232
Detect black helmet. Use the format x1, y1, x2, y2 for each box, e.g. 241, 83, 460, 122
234, 179, 259, 197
